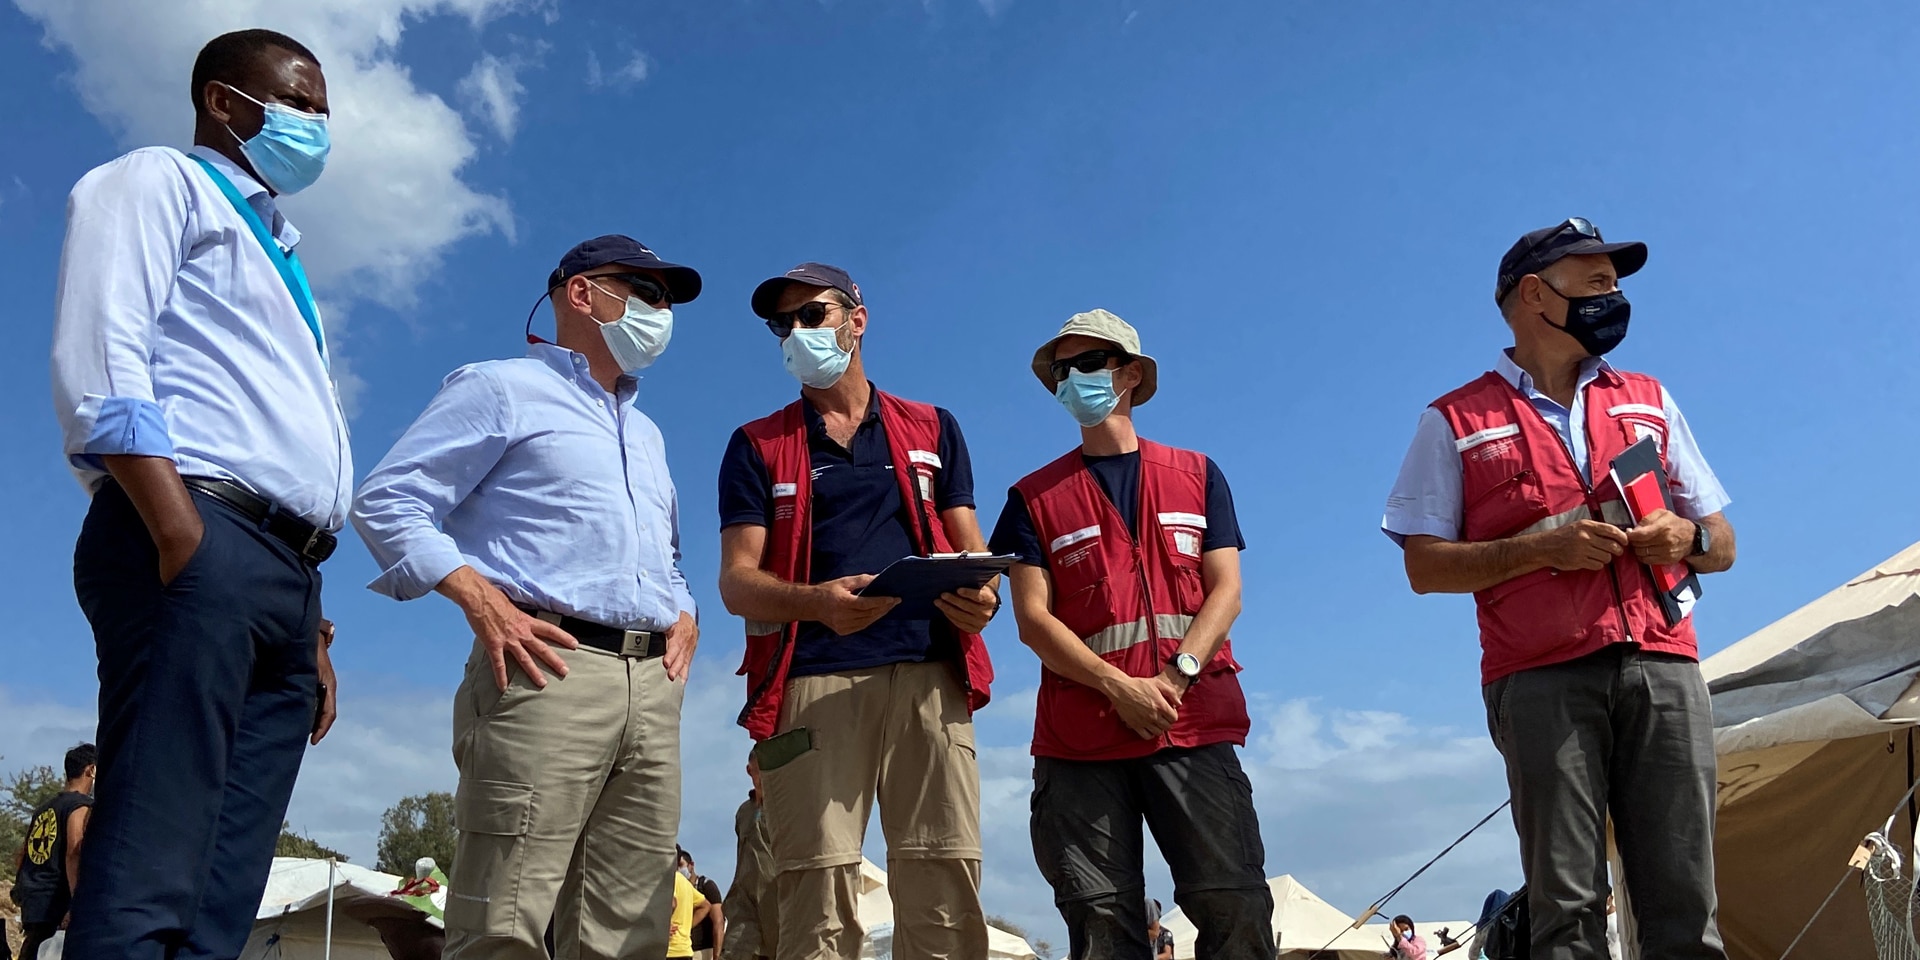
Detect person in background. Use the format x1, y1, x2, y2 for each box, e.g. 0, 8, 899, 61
50, 28, 349, 960
718, 262, 997, 960
1382, 219, 1735, 960
994, 310, 1274, 960
670, 868, 713, 960
723, 753, 777, 960
11, 744, 96, 960
1147, 898, 1174, 960
1387, 916, 1429, 960
353, 235, 702, 960
680, 846, 726, 960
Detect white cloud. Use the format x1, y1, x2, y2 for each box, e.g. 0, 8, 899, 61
585, 47, 650, 89
458, 52, 530, 143
10, 0, 521, 309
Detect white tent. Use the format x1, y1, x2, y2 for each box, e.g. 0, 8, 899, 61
1705, 541, 1920, 960
853, 858, 1037, 960
241, 858, 446, 960
1160, 875, 1470, 960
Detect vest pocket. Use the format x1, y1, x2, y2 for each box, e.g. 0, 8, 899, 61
1463, 467, 1548, 542
1478, 568, 1589, 661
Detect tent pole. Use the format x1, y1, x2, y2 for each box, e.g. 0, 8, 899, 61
325, 857, 336, 960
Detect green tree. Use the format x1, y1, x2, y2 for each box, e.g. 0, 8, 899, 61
376, 791, 457, 876
0, 763, 64, 862
275, 822, 348, 861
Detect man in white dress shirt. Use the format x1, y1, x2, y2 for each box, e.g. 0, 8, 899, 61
50, 29, 350, 960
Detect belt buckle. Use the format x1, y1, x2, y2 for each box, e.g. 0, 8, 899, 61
302, 527, 327, 561
620, 631, 652, 658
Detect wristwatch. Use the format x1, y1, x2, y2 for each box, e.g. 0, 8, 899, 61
1169, 652, 1202, 686
1689, 521, 1712, 558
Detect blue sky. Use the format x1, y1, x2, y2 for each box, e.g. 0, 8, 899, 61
2, 0, 1917, 947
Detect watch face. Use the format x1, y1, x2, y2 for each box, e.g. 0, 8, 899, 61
1174, 653, 1201, 677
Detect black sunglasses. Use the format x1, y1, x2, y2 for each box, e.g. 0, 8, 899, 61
764, 300, 846, 338
588, 273, 671, 308
1049, 349, 1133, 383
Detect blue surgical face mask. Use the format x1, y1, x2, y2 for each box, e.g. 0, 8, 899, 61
1055, 369, 1125, 427
590, 281, 673, 374
220, 82, 331, 196
782, 325, 852, 389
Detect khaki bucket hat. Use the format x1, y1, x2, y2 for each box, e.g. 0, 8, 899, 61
1029, 308, 1159, 406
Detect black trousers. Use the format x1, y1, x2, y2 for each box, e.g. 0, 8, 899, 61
1483, 645, 1727, 960
67, 484, 321, 960
1031, 742, 1276, 960
19, 921, 59, 960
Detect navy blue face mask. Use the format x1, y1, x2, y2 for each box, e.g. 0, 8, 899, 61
1538, 277, 1631, 356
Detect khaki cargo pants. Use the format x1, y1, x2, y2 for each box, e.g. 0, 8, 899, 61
444, 640, 684, 960
760, 661, 987, 960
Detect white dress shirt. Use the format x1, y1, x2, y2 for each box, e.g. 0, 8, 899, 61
1381, 350, 1730, 544
50, 145, 352, 529
352, 344, 696, 631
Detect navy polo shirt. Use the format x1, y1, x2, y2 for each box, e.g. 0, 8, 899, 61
718, 394, 975, 676
989, 451, 1245, 567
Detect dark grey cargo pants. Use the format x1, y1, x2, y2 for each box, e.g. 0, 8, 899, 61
1032, 742, 1276, 960
1483, 645, 1727, 960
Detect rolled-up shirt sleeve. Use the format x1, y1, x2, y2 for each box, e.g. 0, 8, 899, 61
1381, 407, 1464, 546
1659, 386, 1731, 521
50, 151, 192, 471
351, 366, 510, 600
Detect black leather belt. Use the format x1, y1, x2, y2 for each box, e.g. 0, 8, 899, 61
182, 477, 337, 566
519, 607, 667, 659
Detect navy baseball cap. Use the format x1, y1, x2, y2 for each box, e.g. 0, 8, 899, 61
751, 262, 864, 320
548, 235, 702, 304
1495, 218, 1647, 305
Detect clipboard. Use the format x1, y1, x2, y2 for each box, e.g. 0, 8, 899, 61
1607, 437, 1702, 626
857, 553, 1015, 620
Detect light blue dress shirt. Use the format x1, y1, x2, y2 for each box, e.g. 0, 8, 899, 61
352, 344, 696, 631
50, 146, 352, 529
1381, 350, 1731, 545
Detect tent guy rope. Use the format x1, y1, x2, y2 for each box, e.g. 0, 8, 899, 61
1305, 799, 1511, 960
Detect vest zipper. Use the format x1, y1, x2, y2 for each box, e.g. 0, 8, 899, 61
1514, 382, 1635, 646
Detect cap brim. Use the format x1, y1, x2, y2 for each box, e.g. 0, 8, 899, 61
608, 257, 702, 304
1563, 239, 1648, 280
751, 277, 796, 320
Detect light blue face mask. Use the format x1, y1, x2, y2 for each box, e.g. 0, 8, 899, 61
782, 326, 852, 389
220, 82, 331, 196
1055, 369, 1126, 427
590, 281, 673, 374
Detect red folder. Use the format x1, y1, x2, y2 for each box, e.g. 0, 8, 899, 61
1607, 437, 1701, 627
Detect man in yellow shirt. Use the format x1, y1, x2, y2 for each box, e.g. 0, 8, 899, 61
670, 861, 713, 959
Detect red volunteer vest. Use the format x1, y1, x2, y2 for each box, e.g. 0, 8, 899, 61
1433, 367, 1698, 684
734, 389, 994, 740
1014, 439, 1250, 761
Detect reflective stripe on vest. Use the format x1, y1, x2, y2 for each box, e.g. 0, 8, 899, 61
1513, 499, 1632, 537
1085, 614, 1196, 656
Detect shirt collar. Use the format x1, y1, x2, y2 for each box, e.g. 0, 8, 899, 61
801, 385, 882, 436
189, 144, 302, 250
1496, 348, 1615, 406
528, 342, 631, 399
